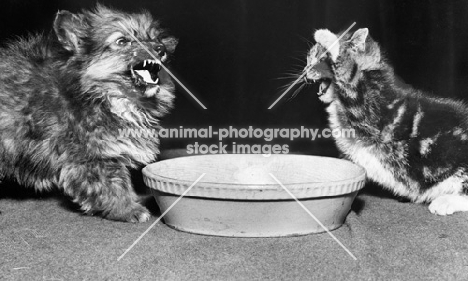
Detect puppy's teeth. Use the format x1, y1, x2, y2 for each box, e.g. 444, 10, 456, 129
143, 60, 147, 67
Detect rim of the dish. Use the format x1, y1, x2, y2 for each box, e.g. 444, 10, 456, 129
144, 154, 366, 186
142, 154, 366, 199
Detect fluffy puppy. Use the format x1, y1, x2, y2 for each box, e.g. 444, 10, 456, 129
0, 4, 178, 222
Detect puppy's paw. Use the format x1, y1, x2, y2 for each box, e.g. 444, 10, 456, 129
132, 207, 151, 223
428, 194, 468, 216
105, 204, 151, 223
125, 205, 151, 223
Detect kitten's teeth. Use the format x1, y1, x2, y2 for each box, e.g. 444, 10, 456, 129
143, 60, 147, 67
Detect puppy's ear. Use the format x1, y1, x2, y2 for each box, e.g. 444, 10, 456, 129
54, 10, 86, 53
161, 36, 178, 54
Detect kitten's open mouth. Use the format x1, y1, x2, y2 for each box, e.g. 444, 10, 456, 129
306, 60, 334, 97
315, 78, 332, 96
130, 59, 161, 86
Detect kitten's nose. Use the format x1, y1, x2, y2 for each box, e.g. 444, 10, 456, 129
306, 69, 320, 81
155, 44, 166, 57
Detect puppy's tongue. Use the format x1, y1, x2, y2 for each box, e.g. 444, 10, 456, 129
131, 59, 161, 85
134, 70, 159, 85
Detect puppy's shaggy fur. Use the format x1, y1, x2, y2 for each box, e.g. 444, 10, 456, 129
0, 5, 178, 222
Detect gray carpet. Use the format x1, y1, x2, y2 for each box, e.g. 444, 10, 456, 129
1, 183, 468, 280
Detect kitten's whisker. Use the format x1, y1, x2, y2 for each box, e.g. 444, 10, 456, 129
274, 76, 300, 81
280, 71, 302, 76
275, 72, 302, 79
288, 56, 307, 64
268, 71, 309, 109
298, 34, 314, 46
288, 83, 307, 101
269, 22, 356, 109
277, 78, 301, 91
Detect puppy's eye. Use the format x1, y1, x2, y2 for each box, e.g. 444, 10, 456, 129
115, 37, 130, 46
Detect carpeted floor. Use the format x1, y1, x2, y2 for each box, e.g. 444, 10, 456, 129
2, 147, 468, 280
1, 180, 468, 280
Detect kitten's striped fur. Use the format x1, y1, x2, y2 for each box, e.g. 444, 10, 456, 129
305, 28, 468, 215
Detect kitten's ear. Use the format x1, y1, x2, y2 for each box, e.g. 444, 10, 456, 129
350, 28, 368, 51
314, 29, 340, 61
54, 10, 86, 53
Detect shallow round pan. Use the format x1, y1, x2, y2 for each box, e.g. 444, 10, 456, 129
143, 154, 365, 237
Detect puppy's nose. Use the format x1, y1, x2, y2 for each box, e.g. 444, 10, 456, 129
155, 44, 166, 57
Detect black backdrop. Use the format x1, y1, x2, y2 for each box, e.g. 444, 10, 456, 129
2, 0, 468, 153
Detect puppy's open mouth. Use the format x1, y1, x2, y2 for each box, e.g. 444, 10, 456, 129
130, 59, 161, 86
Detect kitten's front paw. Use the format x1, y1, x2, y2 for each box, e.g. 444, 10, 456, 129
428, 195, 468, 215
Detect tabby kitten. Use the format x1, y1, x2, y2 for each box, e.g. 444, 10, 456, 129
303, 28, 468, 215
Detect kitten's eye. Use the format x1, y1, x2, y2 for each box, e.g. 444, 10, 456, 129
115, 37, 130, 46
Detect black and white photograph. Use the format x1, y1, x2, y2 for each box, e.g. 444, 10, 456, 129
1, 0, 468, 280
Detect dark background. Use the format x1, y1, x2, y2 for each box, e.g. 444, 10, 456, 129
2, 0, 468, 154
